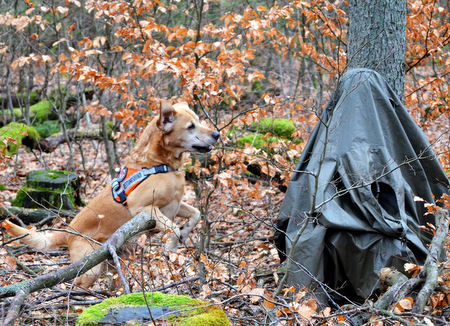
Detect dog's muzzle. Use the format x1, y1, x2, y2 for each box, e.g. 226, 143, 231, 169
192, 131, 220, 152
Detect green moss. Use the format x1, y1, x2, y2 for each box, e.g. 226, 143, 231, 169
33, 120, 60, 138
106, 121, 113, 130
0, 183, 6, 191
251, 118, 295, 138
45, 173, 61, 179
29, 91, 40, 104
30, 100, 53, 121
12, 187, 27, 206
0, 122, 40, 156
13, 184, 78, 210
11, 108, 23, 120
4, 100, 55, 123
226, 125, 239, 139
236, 134, 280, 150
13, 186, 67, 205
77, 292, 230, 326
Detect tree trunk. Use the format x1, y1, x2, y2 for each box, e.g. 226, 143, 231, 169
347, 0, 407, 102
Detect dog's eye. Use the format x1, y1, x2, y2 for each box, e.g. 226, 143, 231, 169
188, 124, 195, 130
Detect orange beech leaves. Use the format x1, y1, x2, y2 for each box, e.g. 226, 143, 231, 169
0, 0, 449, 324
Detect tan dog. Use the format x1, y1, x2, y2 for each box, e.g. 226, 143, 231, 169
3, 102, 220, 288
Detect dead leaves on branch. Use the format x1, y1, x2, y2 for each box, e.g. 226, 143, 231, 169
0, 0, 449, 324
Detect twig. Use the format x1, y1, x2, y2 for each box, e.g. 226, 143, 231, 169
108, 244, 130, 294
4, 246, 37, 276
412, 209, 449, 313
151, 276, 200, 293
373, 209, 449, 315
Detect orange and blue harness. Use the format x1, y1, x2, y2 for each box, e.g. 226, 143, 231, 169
111, 165, 172, 206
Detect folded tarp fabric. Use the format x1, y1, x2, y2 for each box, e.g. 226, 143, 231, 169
274, 68, 450, 299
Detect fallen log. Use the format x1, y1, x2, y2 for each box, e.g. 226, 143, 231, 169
375, 209, 449, 313
38, 127, 112, 152
0, 206, 77, 225
0, 212, 156, 325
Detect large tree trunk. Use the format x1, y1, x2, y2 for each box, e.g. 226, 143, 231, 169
347, 0, 407, 102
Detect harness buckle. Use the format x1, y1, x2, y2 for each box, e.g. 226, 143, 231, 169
112, 179, 120, 191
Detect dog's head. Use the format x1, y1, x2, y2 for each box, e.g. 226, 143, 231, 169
157, 102, 220, 154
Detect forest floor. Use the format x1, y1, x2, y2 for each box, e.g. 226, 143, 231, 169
0, 121, 449, 325
0, 136, 287, 325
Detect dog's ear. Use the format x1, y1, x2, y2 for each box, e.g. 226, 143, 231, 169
158, 102, 176, 132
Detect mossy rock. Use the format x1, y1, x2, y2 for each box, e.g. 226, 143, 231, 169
12, 170, 83, 210
251, 118, 295, 139
30, 100, 55, 121
0, 122, 40, 156
76, 292, 231, 326
4, 100, 56, 123
236, 134, 281, 150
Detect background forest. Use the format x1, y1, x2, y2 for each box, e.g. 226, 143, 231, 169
0, 0, 449, 325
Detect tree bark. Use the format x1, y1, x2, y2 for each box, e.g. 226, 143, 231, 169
374, 209, 449, 313
38, 127, 112, 153
0, 212, 156, 325
347, 0, 407, 102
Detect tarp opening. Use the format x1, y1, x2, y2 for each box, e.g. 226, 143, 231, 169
275, 69, 449, 300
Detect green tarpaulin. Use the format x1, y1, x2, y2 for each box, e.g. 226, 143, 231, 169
275, 69, 449, 300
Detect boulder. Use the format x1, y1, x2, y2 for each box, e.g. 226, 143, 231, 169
76, 292, 231, 326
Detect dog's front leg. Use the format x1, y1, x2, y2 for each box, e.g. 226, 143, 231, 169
138, 205, 181, 252
177, 202, 201, 243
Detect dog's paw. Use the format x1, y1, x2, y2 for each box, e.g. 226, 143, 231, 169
164, 241, 179, 253
162, 243, 178, 259
163, 233, 179, 254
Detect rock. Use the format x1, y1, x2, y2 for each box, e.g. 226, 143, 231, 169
12, 170, 83, 212
250, 118, 296, 138
0, 122, 40, 156
76, 292, 231, 326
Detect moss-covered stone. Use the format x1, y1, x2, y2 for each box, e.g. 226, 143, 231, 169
76, 292, 231, 326
0, 122, 40, 156
3, 100, 56, 123
30, 100, 54, 121
236, 134, 281, 150
29, 91, 40, 104
251, 118, 295, 138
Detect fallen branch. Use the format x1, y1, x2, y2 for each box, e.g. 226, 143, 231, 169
375, 267, 410, 310
38, 127, 113, 152
375, 209, 449, 313
412, 208, 449, 313
0, 206, 77, 225
0, 212, 156, 325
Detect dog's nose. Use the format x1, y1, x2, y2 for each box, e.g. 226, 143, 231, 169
212, 131, 220, 141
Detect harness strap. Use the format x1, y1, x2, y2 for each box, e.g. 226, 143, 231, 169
111, 165, 172, 206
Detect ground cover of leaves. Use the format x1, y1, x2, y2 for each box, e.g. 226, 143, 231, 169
0, 138, 290, 325
0, 131, 449, 325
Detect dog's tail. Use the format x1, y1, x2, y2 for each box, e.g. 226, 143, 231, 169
2, 220, 67, 251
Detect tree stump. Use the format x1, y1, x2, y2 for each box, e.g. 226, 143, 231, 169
12, 170, 83, 212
